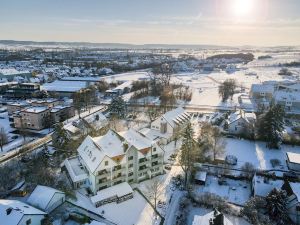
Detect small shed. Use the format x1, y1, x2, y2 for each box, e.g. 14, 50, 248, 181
287, 152, 300, 171
91, 182, 133, 207
195, 171, 207, 185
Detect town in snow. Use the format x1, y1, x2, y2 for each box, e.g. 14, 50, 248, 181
0, 42, 299, 225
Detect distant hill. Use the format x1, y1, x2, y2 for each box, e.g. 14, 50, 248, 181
207, 53, 255, 62
0, 40, 234, 50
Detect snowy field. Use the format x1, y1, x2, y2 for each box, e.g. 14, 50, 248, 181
221, 138, 300, 170
194, 175, 251, 206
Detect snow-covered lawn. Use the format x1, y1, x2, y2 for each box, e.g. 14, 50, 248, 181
222, 138, 300, 170
73, 190, 160, 225
186, 207, 251, 225
193, 175, 251, 206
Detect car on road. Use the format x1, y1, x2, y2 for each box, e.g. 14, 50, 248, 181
225, 155, 237, 165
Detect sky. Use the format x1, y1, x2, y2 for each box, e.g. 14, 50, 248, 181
0, 0, 300, 46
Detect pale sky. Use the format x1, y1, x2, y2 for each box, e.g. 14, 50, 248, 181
0, 0, 300, 46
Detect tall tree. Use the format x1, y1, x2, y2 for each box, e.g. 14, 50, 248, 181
179, 122, 197, 189
199, 123, 226, 161
266, 188, 289, 225
0, 127, 8, 152
72, 91, 84, 118
146, 177, 163, 212
218, 79, 237, 102
52, 122, 69, 149
108, 96, 126, 118
257, 104, 285, 149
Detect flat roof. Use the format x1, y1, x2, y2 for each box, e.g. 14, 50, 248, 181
287, 152, 300, 164
90, 182, 133, 204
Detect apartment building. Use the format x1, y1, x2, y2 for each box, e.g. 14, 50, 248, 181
62, 129, 164, 194
150, 107, 191, 143
13, 106, 50, 130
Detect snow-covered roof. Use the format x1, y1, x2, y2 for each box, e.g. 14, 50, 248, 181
27, 185, 64, 211
289, 182, 300, 202
78, 130, 125, 173
228, 110, 256, 124
162, 107, 190, 128
251, 84, 274, 93
90, 182, 133, 204
41, 80, 87, 92
82, 111, 108, 130
139, 127, 171, 141
23, 106, 49, 113
0, 199, 46, 225
252, 175, 284, 197
64, 123, 80, 134
119, 129, 152, 150
287, 152, 300, 164
92, 130, 125, 158
195, 171, 207, 182
63, 156, 88, 183
192, 210, 233, 225
0, 68, 30, 76
61, 76, 102, 82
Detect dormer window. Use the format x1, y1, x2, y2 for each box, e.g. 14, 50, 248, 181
105, 161, 108, 166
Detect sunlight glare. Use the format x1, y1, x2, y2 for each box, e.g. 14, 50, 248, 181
233, 0, 254, 17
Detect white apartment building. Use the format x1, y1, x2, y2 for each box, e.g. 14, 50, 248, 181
62, 129, 164, 194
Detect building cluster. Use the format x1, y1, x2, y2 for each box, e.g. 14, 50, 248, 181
7, 98, 74, 131
250, 81, 300, 115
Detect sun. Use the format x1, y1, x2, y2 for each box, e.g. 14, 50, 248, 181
232, 0, 254, 17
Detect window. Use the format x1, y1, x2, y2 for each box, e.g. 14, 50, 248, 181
128, 156, 133, 160
129, 163, 133, 168
139, 158, 146, 163
26, 219, 31, 225
153, 147, 156, 152
105, 161, 108, 166
128, 172, 133, 177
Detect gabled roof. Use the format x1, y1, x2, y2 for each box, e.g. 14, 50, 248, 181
119, 129, 152, 150
27, 185, 64, 211
228, 110, 256, 124
0, 199, 46, 225
162, 107, 190, 128
78, 130, 126, 173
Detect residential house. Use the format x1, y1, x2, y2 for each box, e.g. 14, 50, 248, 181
62, 129, 164, 194
27, 185, 65, 213
0, 199, 46, 225
281, 181, 300, 225
250, 84, 274, 101
7, 101, 30, 115
274, 91, 300, 113
227, 110, 256, 135
150, 107, 191, 143
50, 105, 75, 123
5, 83, 40, 99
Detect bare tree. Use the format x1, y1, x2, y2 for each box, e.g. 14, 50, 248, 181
0, 127, 8, 151
146, 107, 161, 123
146, 177, 163, 211
199, 123, 226, 161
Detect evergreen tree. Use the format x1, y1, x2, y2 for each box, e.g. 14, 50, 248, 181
53, 122, 69, 149
179, 122, 197, 189
108, 96, 126, 118
266, 188, 289, 225
257, 104, 285, 149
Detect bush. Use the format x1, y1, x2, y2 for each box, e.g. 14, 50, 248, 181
270, 159, 281, 168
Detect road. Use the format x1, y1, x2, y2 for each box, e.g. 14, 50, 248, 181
0, 105, 107, 165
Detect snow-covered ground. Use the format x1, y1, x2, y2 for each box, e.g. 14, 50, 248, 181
221, 138, 300, 170
194, 175, 251, 206
73, 190, 160, 225
186, 207, 250, 225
